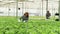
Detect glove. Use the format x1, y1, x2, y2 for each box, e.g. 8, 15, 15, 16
18, 19, 21, 22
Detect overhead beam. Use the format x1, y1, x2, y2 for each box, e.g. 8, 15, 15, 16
18, 0, 34, 2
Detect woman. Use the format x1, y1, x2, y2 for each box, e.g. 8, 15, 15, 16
55, 12, 59, 21
46, 11, 51, 19
20, 12, 29, 22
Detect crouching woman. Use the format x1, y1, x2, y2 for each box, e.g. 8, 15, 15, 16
20, 12, 29, 22
46, 11, 51, 19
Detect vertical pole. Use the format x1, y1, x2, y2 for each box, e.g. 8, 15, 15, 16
52, 2, 53, 19
42, 0, 43, 17
58, 0, 60, 21
46, 0, 48, 11
22, 2, 24, 16
16, 0, 18, 18
24, 2, 26, 14
8, 4, 10, 16
54, 8, 55, 20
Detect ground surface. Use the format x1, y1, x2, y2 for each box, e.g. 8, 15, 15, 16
0, 16, 60, 34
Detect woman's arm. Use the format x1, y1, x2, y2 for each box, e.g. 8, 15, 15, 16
20, 17, 22, 20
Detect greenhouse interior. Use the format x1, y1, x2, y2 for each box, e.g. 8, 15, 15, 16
0, 0, 60, 34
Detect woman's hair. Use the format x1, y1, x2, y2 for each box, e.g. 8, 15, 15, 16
47, 11, 49, 13
24, 12, 29, 17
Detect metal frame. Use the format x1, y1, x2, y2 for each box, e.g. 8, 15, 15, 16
16, 0, 34, 19
0, 0, 59, 20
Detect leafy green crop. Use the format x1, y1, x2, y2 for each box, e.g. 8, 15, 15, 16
0, 16, 60, 34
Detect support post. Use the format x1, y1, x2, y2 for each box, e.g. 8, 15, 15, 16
42, 0, 43, 17
22, 2, 24, 15
46, 0, 48, 11
16, 0, 18, 18
58, 0, 60, 21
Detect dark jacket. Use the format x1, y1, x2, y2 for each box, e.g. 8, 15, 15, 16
55, 13, 59, 16
46, 13, 51, 17
20, 15, 29, 20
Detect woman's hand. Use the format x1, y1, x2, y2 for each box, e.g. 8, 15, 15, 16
18, 19, 21, 22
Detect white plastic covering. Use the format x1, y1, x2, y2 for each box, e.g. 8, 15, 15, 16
0, 0, 59, 16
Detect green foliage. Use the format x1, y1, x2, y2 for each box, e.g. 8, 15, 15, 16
0, 16, 60, 34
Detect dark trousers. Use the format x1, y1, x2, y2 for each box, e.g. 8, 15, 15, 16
22, 19, 28, 22
46, 16, 50, 19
